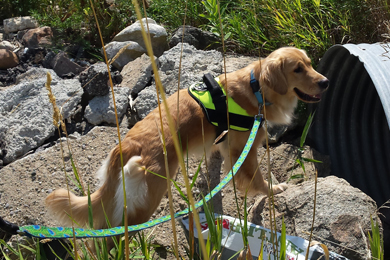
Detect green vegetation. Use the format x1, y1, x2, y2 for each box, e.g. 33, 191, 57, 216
369, 216, 384, 260
2, 0, 389, 60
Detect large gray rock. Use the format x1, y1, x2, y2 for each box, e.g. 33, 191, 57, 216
0, 40, 16, 51
133, 85, 159, 119
3, 16, 39, 34
121, 54, 157, 95
104, 41, 145, 70
248, 176, 378, 260
50, 52, 83, 77
79, 62, 111, 98
113, 18, 168, 57
15, 67, 61, 84
0, 126, 126, 228
84, 87, 131, 125
133, 43, 223, 119
0, 68, 82, 164
169, 25, 221, 50
223, 55, 259, 74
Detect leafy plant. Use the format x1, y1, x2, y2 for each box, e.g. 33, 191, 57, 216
290, 112, 322, 180
199, 0, 231, 40
147, 0, 207, 30
202, 196, 223, 259
368, 216, 384, 260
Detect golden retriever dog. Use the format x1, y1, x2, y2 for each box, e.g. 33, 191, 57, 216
46, 47, 328, 233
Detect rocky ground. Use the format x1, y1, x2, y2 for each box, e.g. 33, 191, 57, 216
0, 17, 384, 260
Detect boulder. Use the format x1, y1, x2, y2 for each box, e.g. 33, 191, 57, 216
0, 40, 16, 51
223, 55, 259, 73
0, 49, 19, 69
133, 43, 223, 119
104, 41, 145, 70
79, 62, 111, 99
169, 25, 221, 50
0, 126, 126, 228
15, 67, 61, 84
248, 176, 379, 260
50, 51, 83, 77
22, 26, 53, 48
121, 54, 157, 95
84, 87, 131, 125
113, 18, 168, 57
3, 16, 39, 34
266, 143, 331, 183
132, 85, 159, 120
0, 68, 82, 164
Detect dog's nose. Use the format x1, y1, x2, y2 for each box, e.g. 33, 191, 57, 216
318, 78, 329, 89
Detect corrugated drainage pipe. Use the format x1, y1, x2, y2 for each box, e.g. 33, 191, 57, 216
308, 43, 390, 207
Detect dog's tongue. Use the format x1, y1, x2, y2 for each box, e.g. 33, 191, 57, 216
313, 93, 322, 99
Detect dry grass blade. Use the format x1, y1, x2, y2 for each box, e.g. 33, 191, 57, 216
88, 0, 130, 258
131, 1, 204, 258
45, 71, 79, 259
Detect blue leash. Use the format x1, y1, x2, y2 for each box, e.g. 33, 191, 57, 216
17, 116, 263, 239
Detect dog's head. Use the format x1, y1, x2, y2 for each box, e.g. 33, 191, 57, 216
261, 47, 328, 103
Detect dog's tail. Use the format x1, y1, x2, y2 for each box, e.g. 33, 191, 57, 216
46, 139, 146, 229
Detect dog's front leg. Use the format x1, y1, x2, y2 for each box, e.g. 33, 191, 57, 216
218, 132, 287, 196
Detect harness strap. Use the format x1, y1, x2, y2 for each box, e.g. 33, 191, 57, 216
203, 73, 228, 135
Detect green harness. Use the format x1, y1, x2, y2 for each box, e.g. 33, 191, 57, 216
188, 73, 255, 134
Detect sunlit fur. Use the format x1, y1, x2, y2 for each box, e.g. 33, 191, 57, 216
46, 47, 328, 242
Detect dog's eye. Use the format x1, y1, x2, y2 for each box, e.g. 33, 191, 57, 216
294, 66, 303, 73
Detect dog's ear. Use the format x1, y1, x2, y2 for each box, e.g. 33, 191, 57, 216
260, 58, 288, 95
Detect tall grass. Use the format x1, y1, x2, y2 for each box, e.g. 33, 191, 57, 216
21, 0, 390, 59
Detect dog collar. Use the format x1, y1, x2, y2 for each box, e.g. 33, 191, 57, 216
250, 69, 272, 106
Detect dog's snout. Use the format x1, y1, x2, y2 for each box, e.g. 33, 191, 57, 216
318, 78, 329, 89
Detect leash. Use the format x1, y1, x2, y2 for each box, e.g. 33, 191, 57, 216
2, 116, 263, 239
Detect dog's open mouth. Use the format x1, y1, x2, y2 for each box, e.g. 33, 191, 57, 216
294, 88, 322, 102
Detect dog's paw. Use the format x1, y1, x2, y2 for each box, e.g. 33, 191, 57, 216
272, 183, 288, 195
